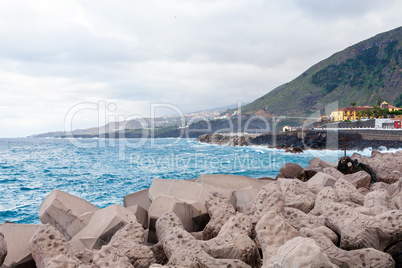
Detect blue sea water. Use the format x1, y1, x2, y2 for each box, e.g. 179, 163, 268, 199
0, 137, 394, 224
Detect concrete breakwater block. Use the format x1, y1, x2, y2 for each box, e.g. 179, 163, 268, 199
39, 189, 99, 240
126, 204, 148, 229
123, 188, 152, 211
273, 236, 337, 268
147, 195, 209, 243
11, 152, 402, 267
69, 204, 137, 252
307, 172, 337, 193
149, 178, 236, 214
196, 174, 270, 189
278, 163, 304, 178
0, 232, 6, 267
29, 224, 81, 268
0, 223, 41, 268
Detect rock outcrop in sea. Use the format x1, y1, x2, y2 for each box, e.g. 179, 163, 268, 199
0, 150, 401, 267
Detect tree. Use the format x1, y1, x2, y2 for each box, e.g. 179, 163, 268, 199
373, 105, 387, 118
365, 109, 374, 118
395, 94, 402, 108
350, 102, 357, 108
377, 96, 382, 106
356, 110, 365, 119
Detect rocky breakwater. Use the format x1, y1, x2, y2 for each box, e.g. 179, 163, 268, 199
0, 151, 401, 267
197, 131, 402, 151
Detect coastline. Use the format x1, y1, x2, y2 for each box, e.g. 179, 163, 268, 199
1, 149, 401, 267
196, 129, 402, 152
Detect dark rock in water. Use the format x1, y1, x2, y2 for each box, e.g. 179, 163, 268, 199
337, 156, 377, 183
292, 147, 304, 153
285, 147, 304, 153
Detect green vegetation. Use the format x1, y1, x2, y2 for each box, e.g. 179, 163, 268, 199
239, 27, 402, 118
311, 41, 400, 93
356, 106, 402, 119
350, 102, 357, 108
395, 94, 402, 107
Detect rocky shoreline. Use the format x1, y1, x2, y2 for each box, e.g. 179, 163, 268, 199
0, 151, 401, 267
196, 130, 402, 152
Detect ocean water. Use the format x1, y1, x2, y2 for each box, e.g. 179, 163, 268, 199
0, 137, 396, 224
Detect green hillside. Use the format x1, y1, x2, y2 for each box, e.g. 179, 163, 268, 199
241, 26, 402, 117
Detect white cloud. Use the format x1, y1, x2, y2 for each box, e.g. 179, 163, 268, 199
0, 0, 401, 137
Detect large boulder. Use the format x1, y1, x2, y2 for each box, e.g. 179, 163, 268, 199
92, 245, 133, 268
344, 171, 371, 189
368, 152, 402, 184
309, 187, 340, 216
309, 157, 336, 169
147, 195, 208, 243
322, 167, 345, 179
234, 185, 265, 209
307, 172, 337, 194
278, 178, 316, 213
0, 232, 6, 266
200, 213, 261, 268
218, 213, 254, 238
278, 163, 304, 178
252, 182, 285, 224
39, 189, 99, 240
273, 237, 337, 268
300, 227, 395, 268
0, 223, 41, 268
74, 249, 96, 266
200, 233, 260, 268
126, 204, 148, 229
323, 202, 402, 251
359, 190, 391, 216
69, 204, 138, 252
93, 222, 155, 267
202, 191, 236, 240
196, 174, 269, 189
334, 178, 364, 205
29, 224, 81, 268
45, 254, 89, 268
149, 178, 236, 214
255, 211, 299, 266
156, 212, 251, 267
123, 188, 152, 211
283, 207, 325, 231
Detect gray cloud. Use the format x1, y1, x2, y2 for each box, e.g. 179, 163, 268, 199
0, 0, 401, 137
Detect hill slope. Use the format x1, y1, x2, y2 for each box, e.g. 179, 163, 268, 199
241, 26, 402, 117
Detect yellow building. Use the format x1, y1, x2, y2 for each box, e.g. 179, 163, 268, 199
330, 101, 402, 122
331, 106, 372, 121
380, 101, 402, 112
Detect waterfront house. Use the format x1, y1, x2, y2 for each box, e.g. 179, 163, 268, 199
330, 106, 372, 121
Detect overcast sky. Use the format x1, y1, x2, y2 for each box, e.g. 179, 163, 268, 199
0, 0, 401, 137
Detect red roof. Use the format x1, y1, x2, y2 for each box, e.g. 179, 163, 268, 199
389, 105, 402, 110
335, 106, 373, 112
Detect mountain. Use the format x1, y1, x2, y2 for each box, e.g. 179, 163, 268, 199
240, 26, 402, 117
29, 103, 242, 138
